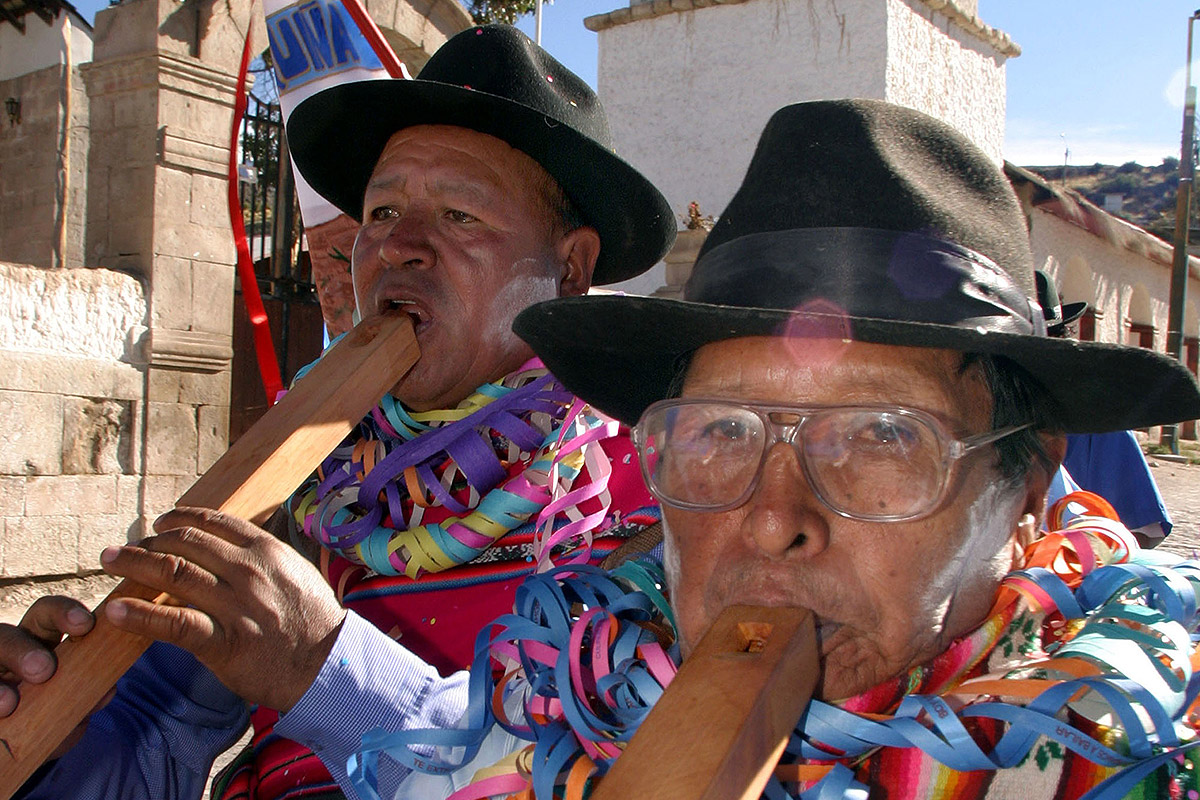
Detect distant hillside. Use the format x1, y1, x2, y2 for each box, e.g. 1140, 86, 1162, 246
1019, 159, 1192, 242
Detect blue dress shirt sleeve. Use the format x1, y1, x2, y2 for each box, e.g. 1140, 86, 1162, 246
275, 610, 471, 800
15, 641, 249, 800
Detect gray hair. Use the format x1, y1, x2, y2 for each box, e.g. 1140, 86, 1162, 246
959, 352, 1062, 484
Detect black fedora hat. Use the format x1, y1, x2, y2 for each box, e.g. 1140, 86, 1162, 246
1034, 269, 1089, 337
514, 99, 1200, 433
286, 24, 674, 285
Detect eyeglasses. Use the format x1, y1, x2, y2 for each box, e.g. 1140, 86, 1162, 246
632, 399, 1032, 522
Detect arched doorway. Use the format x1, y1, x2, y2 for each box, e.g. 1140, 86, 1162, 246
1061, 255, 1095, 340
1126, 284, 1155, 349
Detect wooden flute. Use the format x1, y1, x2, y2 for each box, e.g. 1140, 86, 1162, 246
0, 312, 419, 798
591, 604, 819, 800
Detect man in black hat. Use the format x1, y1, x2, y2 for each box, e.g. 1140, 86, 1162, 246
338, 100, 1200, 799
1033, 269, 1175, 547
3, 25, 672, 800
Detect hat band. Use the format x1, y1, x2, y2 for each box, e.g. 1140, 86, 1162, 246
684, 228, 1046, 336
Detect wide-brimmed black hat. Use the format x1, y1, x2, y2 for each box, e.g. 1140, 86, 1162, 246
514, 99, 1200, 433
1034, 269, 1089, 337
286, 24, 674, 285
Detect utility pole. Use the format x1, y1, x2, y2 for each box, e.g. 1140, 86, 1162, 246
1060, 133, 1068, 186
1163, 9, 1200, 454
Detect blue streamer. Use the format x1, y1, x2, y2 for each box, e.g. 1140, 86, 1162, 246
350, 543, 1200, 800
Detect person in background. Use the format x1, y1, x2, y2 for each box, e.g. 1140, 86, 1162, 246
1036, 269, 1174, 546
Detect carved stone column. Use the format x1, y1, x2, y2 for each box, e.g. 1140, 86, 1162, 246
81, 0, 250, 531
653, 228, 709, 299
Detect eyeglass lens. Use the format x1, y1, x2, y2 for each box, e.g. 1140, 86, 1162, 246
639, 402, 947, 519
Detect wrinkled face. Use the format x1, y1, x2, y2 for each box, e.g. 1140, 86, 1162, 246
661, 337, 1041, 701
353, 125, 595, 411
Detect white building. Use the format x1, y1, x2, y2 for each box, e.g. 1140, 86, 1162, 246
591, 0, 1200, 438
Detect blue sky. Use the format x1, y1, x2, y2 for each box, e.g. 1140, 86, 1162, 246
978, 1, 1200, 167
70, 0, 1200, 168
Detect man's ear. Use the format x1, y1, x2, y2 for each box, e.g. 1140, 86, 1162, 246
555, 225, 601, 298
1022, 431, 1068, 525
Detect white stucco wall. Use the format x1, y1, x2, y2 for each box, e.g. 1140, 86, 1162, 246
68, 15, 93, 67
0, 262, 147, 362
884, 0, 1006, 163
0, 12, 93, 82
595, 0, 1012, 295
597, 0, 888, 295
1027, 210, 1200, 348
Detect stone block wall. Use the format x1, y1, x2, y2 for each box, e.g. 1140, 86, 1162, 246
0, 62, 89, 270
79, 0, 240, 564
0, 261, 148, 578
80, 54, 158, 272
0, 70, 55, 267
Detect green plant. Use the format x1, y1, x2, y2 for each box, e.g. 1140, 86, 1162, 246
1096, 173, 1139, 193
468, 0, 554, 25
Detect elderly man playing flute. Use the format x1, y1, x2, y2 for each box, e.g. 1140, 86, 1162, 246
347, 99, 1200, 800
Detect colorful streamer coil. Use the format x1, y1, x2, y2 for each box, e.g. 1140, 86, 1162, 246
350, 492, 1200, 800
347, 559, 676, 800
287, 353, 620, 578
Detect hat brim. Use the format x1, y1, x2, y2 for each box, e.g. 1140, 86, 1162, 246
1059, 301, 1089, 326
514, 295, 1200, 433
286, 80, 675, 285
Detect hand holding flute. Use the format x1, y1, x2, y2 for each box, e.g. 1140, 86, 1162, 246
0, 312, 418, 796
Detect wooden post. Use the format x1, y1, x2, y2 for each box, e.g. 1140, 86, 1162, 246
591, 605, 818, 800
0, 313, 419, 798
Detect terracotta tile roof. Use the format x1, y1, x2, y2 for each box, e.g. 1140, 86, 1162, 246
1004, 162, 1200, 279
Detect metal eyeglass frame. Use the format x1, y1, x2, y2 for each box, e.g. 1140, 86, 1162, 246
632, 397, 1034, 521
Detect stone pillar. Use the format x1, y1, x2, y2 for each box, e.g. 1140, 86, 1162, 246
0, 62, 90, 270
81, 0, 248, 532
652, 228, 709, 299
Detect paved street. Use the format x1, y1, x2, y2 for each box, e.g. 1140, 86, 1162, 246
1147, 456, 1200, 559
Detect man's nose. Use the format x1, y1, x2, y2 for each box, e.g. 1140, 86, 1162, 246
378, 209, 437, 270
740, 442, 830, 558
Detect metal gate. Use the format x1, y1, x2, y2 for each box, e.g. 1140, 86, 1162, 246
230, 74, 325, 442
